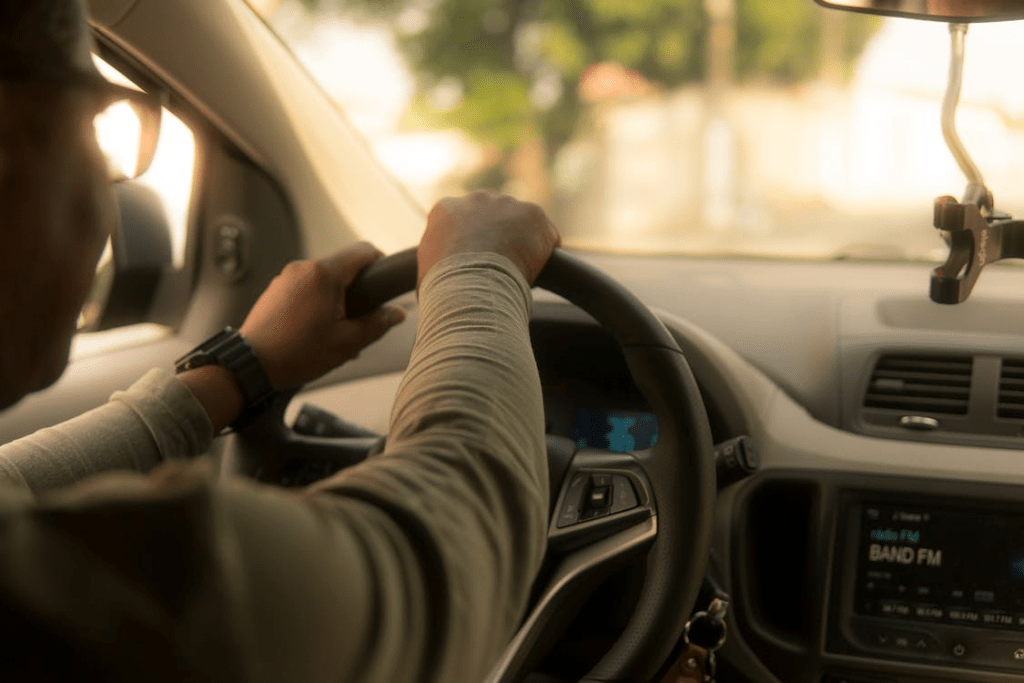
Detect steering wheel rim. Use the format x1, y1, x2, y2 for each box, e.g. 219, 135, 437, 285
227, 247, 716, 682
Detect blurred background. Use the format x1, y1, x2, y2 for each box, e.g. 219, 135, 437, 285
245, 0, 1024, 261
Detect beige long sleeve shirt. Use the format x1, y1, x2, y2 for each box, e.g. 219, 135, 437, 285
0, 253, 548, 683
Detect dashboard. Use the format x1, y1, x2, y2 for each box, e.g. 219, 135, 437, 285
290, 252, 1024, 683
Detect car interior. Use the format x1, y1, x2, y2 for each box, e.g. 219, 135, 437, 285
4, 0, 1024, 681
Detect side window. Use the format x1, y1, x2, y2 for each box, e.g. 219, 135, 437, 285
76, 57, 197, 339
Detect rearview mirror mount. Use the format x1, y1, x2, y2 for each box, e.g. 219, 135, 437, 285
816, 0, 1024, 303
814, 0, 1024, 23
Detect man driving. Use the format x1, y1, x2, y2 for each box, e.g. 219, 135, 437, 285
0, 0, 558, 680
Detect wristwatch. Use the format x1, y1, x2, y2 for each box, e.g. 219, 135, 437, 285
174, 326, 277, 430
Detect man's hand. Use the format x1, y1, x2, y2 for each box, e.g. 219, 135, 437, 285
179, 243, 402, 433
418, 191, 561, 287
240, 243, 405, 390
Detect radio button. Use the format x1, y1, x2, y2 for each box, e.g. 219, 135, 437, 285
850, 621, 893, 649
913, 604, 944, 620
879, 600, 911, 618
983, 611, 1014, 627
972, 639, 1024, 668
852, 621, 940, 657
948, 607, 981, 623
951, 641, 968, 658
893, 629, 939, 654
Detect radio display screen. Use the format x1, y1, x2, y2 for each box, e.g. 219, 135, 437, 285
855, 501, 1024, 629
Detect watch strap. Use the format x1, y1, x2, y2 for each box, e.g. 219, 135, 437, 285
175, 327, 276, 430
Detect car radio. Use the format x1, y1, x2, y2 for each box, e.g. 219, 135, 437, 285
828, 495, 1024, 673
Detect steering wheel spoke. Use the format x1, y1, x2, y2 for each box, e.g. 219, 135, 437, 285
484, 514, 657, 683
548, 449, 655, 553
481, 447, 664, 683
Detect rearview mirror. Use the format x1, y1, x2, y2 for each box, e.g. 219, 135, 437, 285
814, 0, 1024, 22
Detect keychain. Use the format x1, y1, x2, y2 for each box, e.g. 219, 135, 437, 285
662, 598, 729, 683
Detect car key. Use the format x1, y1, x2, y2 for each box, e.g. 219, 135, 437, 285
681, 598, 729, 683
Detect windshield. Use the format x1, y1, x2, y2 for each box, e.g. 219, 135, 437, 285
248, 0, 1024, 261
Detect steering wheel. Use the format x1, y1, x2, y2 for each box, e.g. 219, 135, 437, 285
221, 247, 716, 683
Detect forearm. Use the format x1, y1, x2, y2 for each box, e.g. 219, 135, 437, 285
0, 254, 550, 683
313, 253, 549, 681
0, 368, 214, 494
176, 365, 244, 434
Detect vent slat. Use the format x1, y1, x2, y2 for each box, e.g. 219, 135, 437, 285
998, 359, 1024, 421
872, 370, 966, 382
863, 354, 972, 417
865, 395, 971, 414
872, 376, 966, 393
875, 357, 972, 371
999, 389, 1024, 404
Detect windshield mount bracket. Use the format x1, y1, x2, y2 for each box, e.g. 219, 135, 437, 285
931, 196, 1024, 304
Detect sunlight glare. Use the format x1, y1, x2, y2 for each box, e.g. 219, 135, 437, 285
94, 101, 142, 179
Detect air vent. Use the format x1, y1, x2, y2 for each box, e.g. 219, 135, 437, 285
864, 354, 972, 416
998, 358, 1024, 420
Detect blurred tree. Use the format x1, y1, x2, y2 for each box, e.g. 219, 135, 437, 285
291, 0, 879, 198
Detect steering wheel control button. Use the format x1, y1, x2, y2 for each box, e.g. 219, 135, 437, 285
587, 486, 611, 509
559, 471, 642, 525
556, 474, 588, 528
609, 474, 638, 513
580, 473, 615, 521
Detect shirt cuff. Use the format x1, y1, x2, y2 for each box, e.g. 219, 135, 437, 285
110, 368, 215, 471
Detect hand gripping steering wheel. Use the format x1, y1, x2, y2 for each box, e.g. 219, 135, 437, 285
222, 247, 716, 683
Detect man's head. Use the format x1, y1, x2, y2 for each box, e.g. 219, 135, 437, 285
0, 0, 96, 79
0, 0, 116, 409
